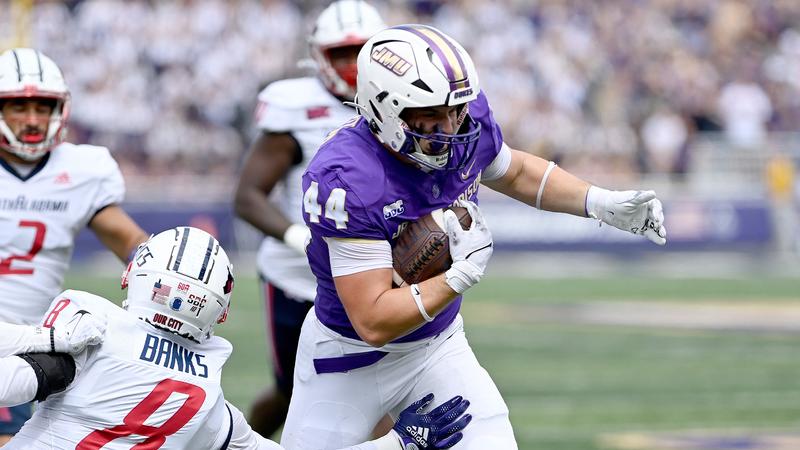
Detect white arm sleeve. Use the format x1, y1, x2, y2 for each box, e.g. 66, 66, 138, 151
481, 142, 512, 181
0, 323, 50, 357
326, 238, 393, 277
225, 401, 284, 450
0, 356, 38, 407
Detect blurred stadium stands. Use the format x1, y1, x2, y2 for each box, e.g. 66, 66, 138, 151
2, 0, 799, 274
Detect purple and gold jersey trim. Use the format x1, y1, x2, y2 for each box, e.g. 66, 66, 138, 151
395, 25, 470, 91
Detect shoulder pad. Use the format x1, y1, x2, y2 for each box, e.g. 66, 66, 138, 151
257, 77, 331, 109
52, 143, 120, 176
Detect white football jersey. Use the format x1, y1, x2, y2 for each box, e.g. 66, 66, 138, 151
7, 290, 235, 449
254, 77, 356, 301
0, 143, 124, 325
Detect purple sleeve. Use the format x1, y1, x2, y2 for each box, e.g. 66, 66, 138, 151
302, 168, 387, 241
472, 91, 505, 162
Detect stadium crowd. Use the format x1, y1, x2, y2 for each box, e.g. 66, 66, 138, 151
4, 0, 800, 188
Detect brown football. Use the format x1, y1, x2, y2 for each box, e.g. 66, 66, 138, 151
392, 206, 472, 286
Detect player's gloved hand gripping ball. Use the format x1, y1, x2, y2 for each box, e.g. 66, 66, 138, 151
391, 200, 492, 294
392, 393, 472, 449
392, 204, 473, 286
443, 200, 493, 294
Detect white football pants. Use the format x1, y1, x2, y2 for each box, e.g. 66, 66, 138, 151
280, 310, 518, 449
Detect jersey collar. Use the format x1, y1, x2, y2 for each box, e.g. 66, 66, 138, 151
0, 152, 51, 181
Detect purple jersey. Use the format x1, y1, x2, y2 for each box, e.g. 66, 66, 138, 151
302, 91, 504, 342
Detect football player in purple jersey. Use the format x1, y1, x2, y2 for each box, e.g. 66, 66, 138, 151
233, 0, 390, 439
282, 25, 666, 449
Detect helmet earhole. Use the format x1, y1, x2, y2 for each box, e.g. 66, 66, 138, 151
368, 101, 383, 122
369, 120, 381, 134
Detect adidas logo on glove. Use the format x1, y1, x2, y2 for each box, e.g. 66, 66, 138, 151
402, 425, 430, 449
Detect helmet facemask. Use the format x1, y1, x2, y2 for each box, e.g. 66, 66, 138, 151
313, 44, 364, 100
0, 48, 71, 162
309, 0, 387, 100
355, 25, 482, 172
0, 95, 70, 161
398, 104, 481, 171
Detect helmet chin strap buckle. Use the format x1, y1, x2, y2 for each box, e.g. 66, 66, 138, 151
408, 138, 448, 171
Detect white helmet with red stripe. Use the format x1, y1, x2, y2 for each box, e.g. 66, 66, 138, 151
122, 227, 235, 343
310, 0, 386, 100
355, 25, 481, 171
0, 48, 70, 161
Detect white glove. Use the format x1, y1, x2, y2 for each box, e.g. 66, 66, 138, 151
444, 200, 493, 294
283, 223, 311, 255
585, 186, 667, 245
52, 312, 107, 354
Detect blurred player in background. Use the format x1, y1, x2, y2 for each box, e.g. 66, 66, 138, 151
0, 47, 149, 444
233, 0, 387, 438
1, 227, 471, 450
281, 25, 667, 449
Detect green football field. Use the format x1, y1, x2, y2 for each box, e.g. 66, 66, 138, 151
63, 274, 800, 450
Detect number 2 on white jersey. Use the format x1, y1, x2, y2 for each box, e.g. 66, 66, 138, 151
303, 181, 349, 229
0, 220, 46, 275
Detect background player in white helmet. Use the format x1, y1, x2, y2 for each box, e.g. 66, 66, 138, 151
233, 0, 387, 438
0, 226, 471, 450
0, 47, 149, 444
280, 25, 667, 449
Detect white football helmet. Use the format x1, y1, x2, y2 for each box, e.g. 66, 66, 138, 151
0, 48, 70, 161
310, 0, 386, 100
355, 25, 481, 171
122, 227, 235, 342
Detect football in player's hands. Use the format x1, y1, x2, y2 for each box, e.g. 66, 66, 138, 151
392, 207, 472, 286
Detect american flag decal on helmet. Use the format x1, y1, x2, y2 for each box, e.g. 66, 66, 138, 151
151, 279, 172, 305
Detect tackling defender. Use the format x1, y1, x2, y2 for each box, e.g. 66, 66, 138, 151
0, 227, 471, 450
233, 0, 387, 437
0, 48, 148, 443
280, 25, 667, 449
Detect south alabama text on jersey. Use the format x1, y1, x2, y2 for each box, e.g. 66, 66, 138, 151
6, 290, 234, 449
302, 91, 504, 343
254, 77, 357, 301
0, 143, 125, 325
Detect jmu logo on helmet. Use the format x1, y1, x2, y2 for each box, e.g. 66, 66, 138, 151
371, 47, 412, 76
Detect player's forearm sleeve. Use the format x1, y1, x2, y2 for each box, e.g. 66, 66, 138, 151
224, 402, 283, 450
0, 356, 38, 407
0, 323, 50, 357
